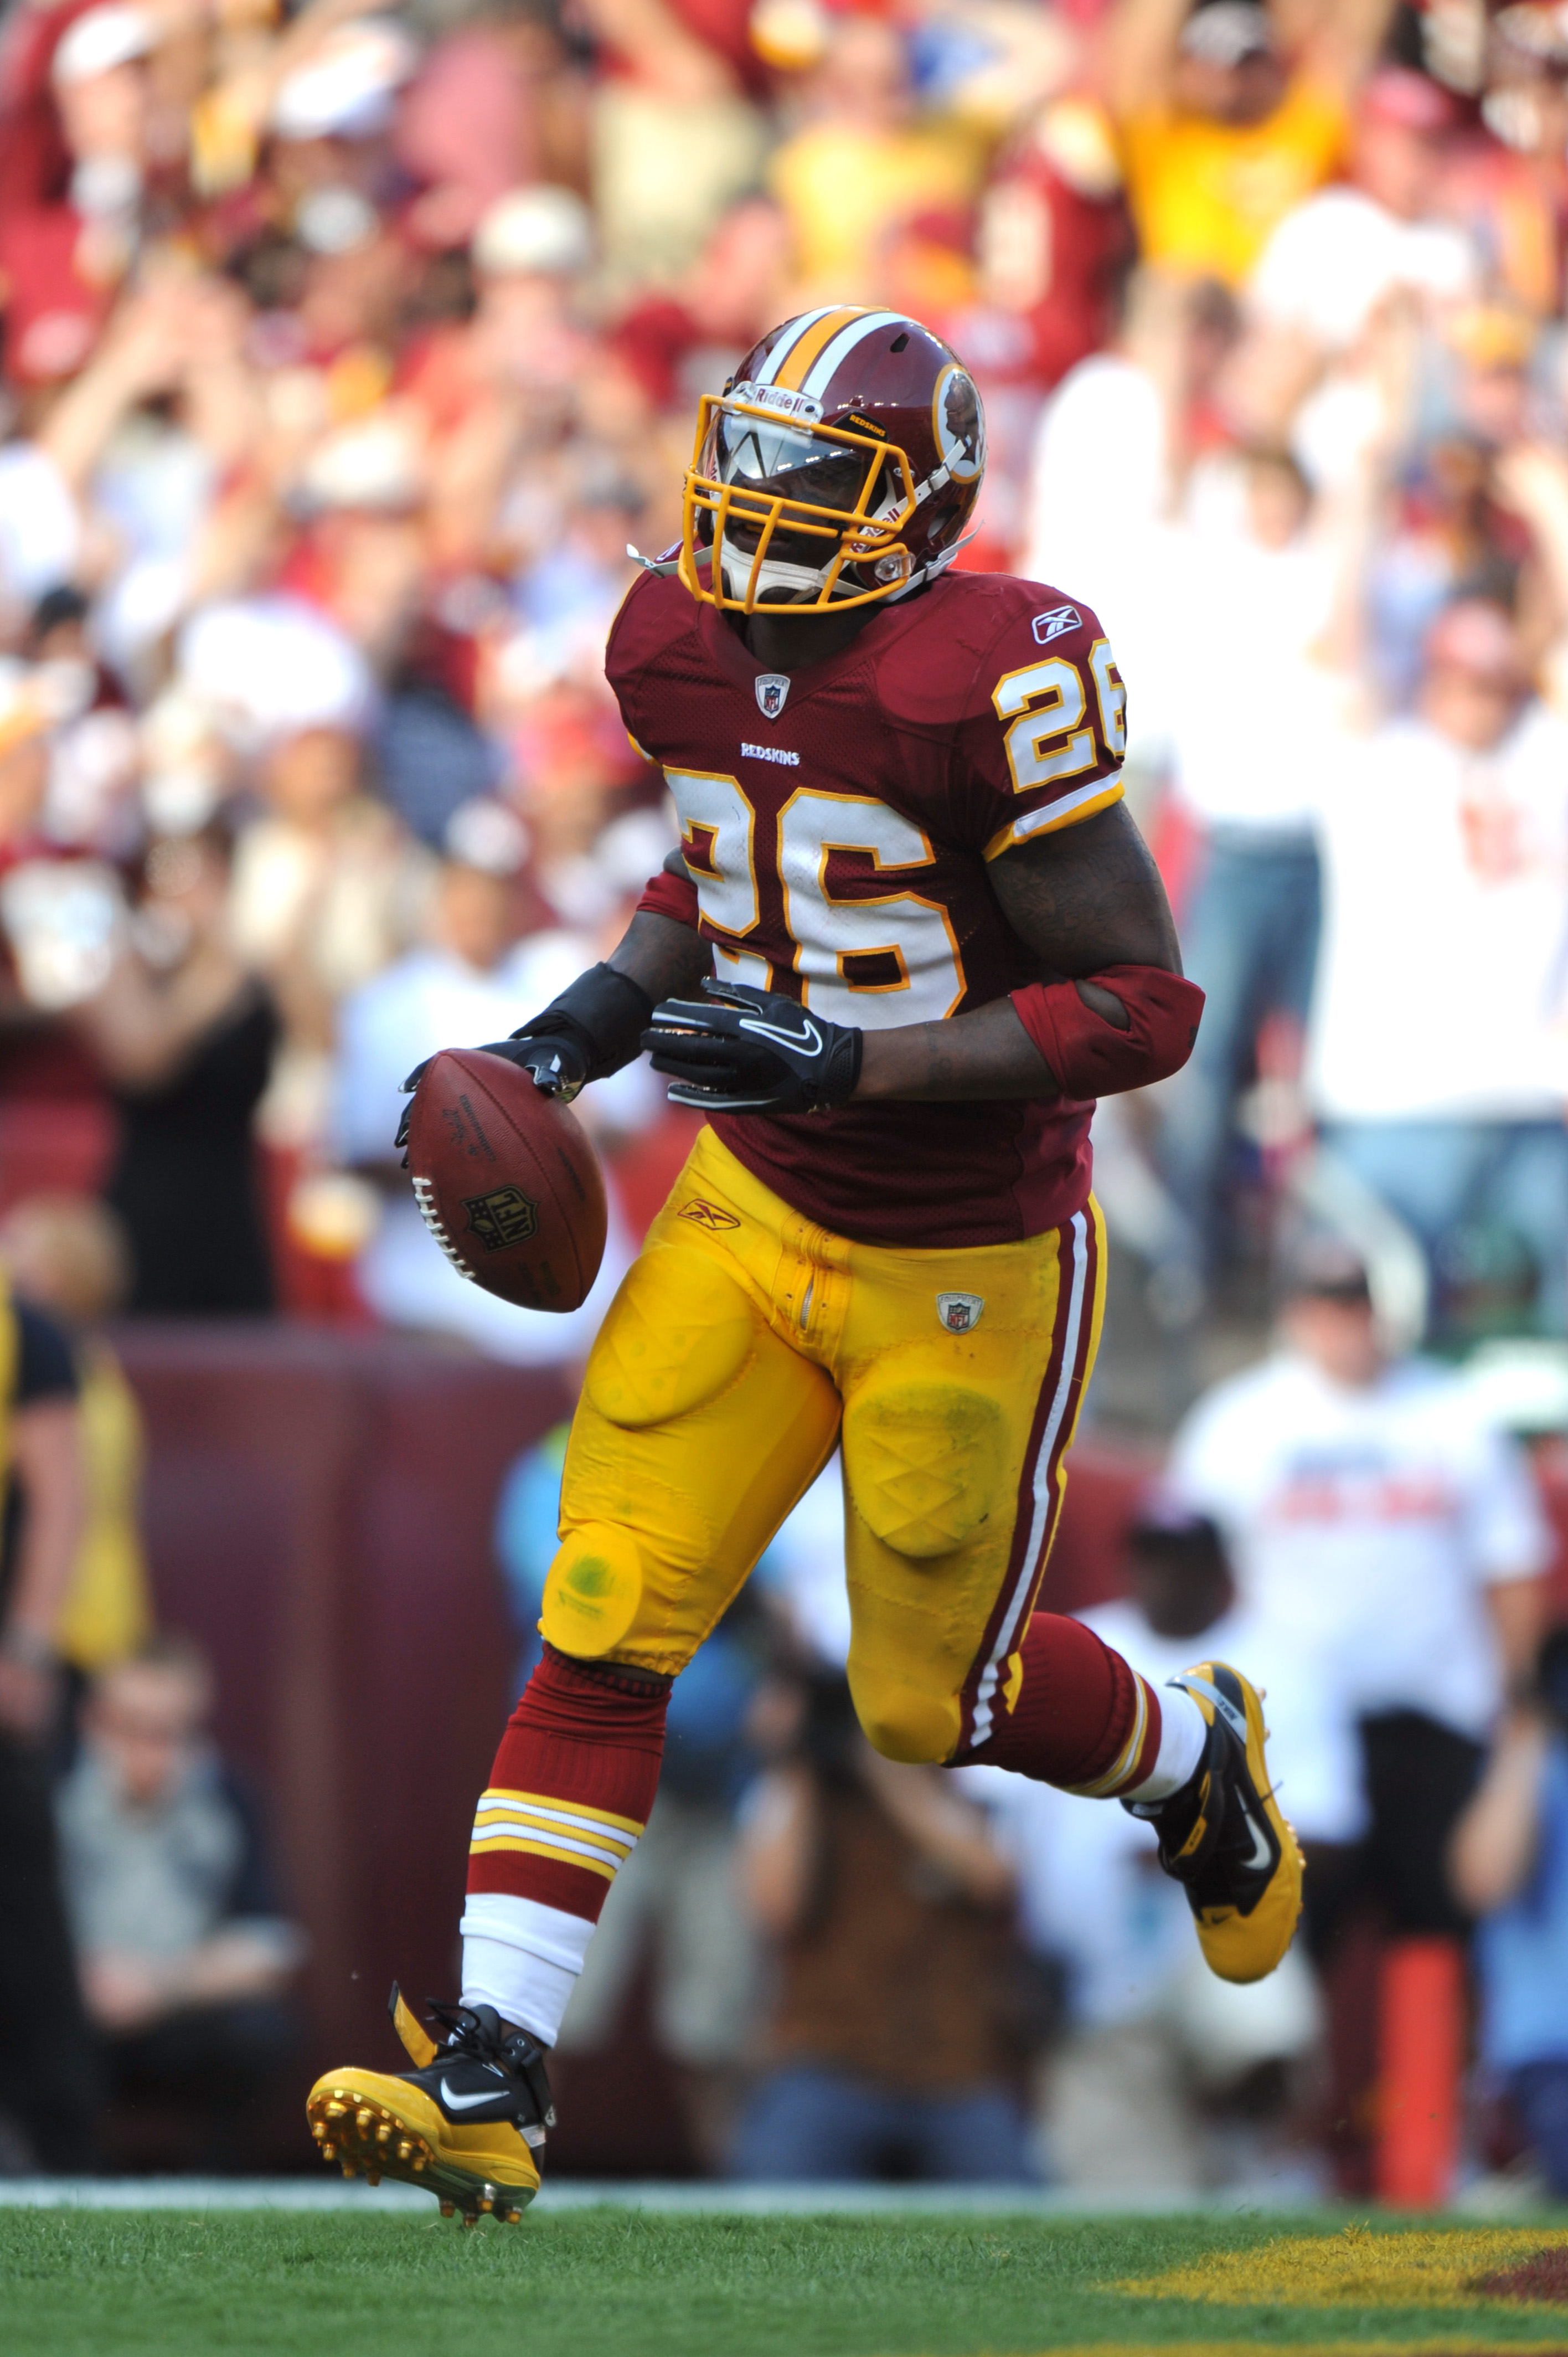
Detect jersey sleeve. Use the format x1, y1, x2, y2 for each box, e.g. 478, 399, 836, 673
948, 592, 1127, 861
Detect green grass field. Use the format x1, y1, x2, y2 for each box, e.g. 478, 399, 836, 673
6, 2207, 1568, 2357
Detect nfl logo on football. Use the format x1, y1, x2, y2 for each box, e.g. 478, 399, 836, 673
755, 672, 790, 719
936, 1291, 984, 1333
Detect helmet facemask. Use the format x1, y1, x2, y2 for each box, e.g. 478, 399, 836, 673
680, 388, 919, 613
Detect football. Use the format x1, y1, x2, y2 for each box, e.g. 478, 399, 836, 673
404, 1047, 607, 1313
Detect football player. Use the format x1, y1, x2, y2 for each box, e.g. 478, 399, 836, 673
307, 306, 1302, 2218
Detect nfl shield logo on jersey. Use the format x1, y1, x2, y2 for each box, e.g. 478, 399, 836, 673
936, 1291, 984, 1334
755, 672, 790, 720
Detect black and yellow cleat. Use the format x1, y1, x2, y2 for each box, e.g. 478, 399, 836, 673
1125, 1659, 1305, 1985
306, 1985, 550, 2223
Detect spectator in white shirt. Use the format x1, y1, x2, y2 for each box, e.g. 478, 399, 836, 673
986, 1499, 1329, 2199
1249, 69, 1474, 359
1157, 447, 1343, 1282
333, 809, 648, 1363
1308, 600, 1568, 1337
1168, 1233, 1551, 1958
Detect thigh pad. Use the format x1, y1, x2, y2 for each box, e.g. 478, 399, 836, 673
842, 1373, 1008, 1560
585, 1246, 759, 1429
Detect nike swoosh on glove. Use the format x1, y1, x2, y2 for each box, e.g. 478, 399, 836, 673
393, 1038, 587, 1155
644, 978, 862, 1115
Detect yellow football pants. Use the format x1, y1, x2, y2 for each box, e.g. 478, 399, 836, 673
541, 1128, 1107, 1765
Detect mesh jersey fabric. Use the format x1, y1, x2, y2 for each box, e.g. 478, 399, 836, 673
608, 567, 1127, 1248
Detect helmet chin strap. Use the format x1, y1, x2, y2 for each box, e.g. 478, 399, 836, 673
717, 516, 976, 608
719, 544, 837, 603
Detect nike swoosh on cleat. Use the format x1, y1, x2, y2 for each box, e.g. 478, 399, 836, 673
1237, 1806, 1273, 1872
439, 2077, 511, 2113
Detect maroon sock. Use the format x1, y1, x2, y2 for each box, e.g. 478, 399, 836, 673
958, 1611, 1162, 1793
467, 1645, 669, 1922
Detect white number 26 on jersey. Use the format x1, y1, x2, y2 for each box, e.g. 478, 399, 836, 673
666, 773, 964, 1029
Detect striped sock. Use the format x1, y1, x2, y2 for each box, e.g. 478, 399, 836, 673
958, 1610, 1165, 1797
459, 1645, 667, 2046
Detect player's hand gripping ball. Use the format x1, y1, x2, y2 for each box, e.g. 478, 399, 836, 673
644, 977, 863, 1114
402, 1047, 607, 1311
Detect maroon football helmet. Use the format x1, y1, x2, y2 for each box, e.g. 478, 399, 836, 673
678, 306, 987, 613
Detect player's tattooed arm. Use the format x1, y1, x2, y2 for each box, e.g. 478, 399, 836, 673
857, 804, 1183, 1103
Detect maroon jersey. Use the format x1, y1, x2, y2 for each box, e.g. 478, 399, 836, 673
606, 566, 1128, 1247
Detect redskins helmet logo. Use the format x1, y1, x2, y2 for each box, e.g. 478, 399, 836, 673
932, 364, 985, 485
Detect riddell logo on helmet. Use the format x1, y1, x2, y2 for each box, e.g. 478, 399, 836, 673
729, 380, 822, 423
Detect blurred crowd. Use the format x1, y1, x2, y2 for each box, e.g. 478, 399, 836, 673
1, 0, 1568, 2200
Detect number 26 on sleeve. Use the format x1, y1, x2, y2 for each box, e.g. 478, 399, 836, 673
992, 637, 1125, 791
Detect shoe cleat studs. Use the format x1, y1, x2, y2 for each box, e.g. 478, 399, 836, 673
357, 2108, 373, 2129
440, 2201, 455, 2219
325, 2099, 346, 2119
376, 2122, 392, 2144
365, 2173, 380, 2187
311, 2120, 326, 2140
396, 2138, 412, 2160
321, 2143, 336, 2160
341, 2164, 356, 2179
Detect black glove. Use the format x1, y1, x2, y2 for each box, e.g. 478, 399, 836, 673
643, 977, 863, 1115
395, 963, 653, 1151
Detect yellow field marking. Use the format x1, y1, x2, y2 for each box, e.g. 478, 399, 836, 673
1120, 2224, 1568, 2309
950, 2343, 1568, 2356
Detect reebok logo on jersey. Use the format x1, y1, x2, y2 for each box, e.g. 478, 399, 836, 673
754, 673, 791, 720
740, 741, 800, 765
1033, 604, 1082, 644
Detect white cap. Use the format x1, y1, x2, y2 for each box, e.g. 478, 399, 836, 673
301, 410, 425, 513
271, 18, 417, 142
51, 3, 152, 86
295, 184, 381, 255
445, 798, 530, 875
1177, 2, 1272, 64
472, 185, 592, 279
178, 596, 376, 747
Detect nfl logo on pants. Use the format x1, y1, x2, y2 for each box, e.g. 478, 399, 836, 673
936, 1292, 984, 1333
755, 673, 790, 719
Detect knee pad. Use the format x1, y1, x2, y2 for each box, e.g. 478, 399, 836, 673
849, 1664, 957, 1764
541, 1523, 645, 1657
842, 1380, 1007, 1559
585, 1248, 757, 1429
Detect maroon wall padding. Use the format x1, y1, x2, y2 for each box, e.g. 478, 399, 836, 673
114, 1325, 568, 2090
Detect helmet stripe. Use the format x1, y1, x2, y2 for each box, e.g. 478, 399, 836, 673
750, 306, 848, 388
768, 306, 872, 392
800, 310, 911, 403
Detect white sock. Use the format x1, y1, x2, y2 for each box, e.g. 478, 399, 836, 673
458, 1892, 595, 2047
1125, 1681, 1208, 1803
